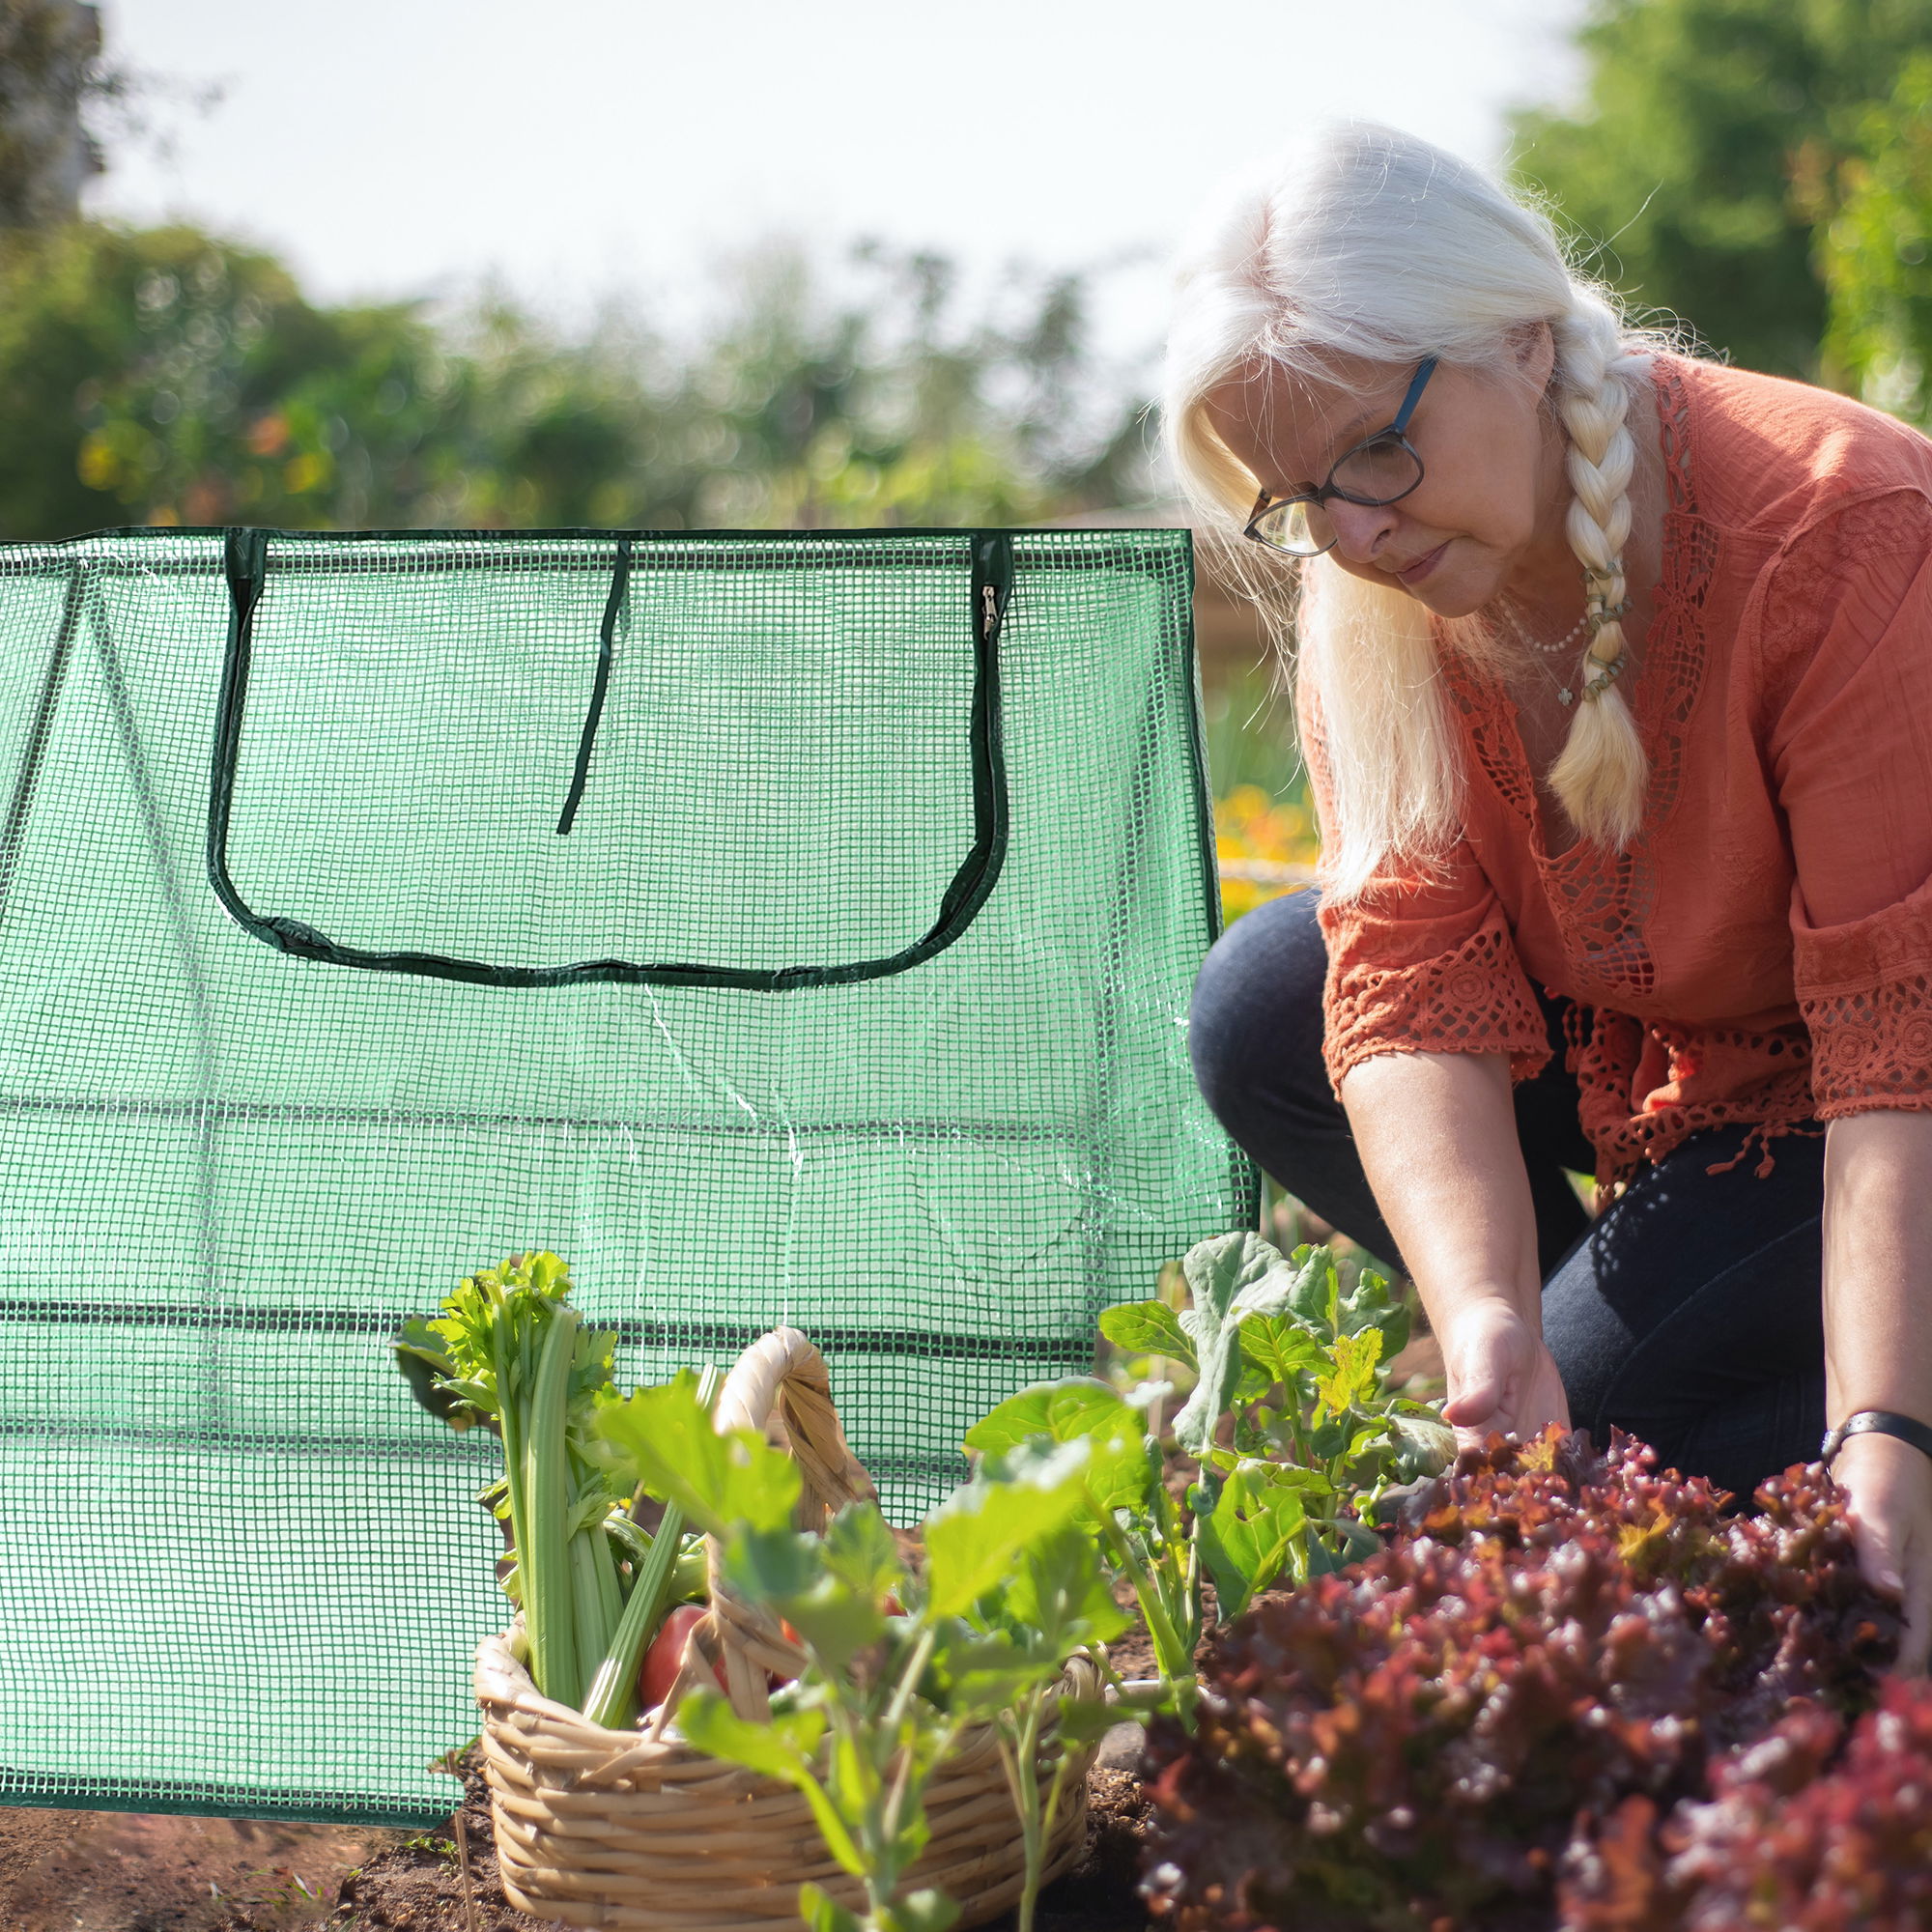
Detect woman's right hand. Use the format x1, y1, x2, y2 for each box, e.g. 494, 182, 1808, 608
1437, 1295, 1571, 1449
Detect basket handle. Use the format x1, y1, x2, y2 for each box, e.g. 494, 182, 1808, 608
643, 1326, 878, 1735
714, 1325, 878, 1530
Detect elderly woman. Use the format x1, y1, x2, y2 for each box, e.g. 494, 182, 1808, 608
1170, 123, 1932, 1667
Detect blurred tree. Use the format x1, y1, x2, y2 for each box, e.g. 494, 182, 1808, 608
0, 0, 1148, 537
1511, 0, 1932, 378
0, 222, 494, 534
1803, 54, 1932, 424
0, 0, 101, 228
0, 222, 1149, 540
657, 242, 1149, 529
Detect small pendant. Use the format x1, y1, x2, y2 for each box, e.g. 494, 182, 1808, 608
1557, 687, 1575, 706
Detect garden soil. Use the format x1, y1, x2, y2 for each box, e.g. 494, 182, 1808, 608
0, 1751, 1153, 1932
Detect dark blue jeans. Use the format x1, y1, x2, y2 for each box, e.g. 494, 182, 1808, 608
1188, 888, 1827, 1499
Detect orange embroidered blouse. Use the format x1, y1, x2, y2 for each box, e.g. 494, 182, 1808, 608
1307, 354, 1932, 1188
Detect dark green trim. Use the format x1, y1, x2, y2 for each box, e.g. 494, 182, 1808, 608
0, 1297, 1091, 1370
0, 1769, 460, 1832
555, 534, 632, 835
206, 528, 1015, 991
1, 523, 1184, 587
1175, 533, 1226, 951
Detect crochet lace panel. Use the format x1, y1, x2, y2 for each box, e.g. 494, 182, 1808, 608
1444, 357, 1715, 1009
1804, 979, 1932, 1114
1321, 909, 1551, 1094
1565, 1006, 1818, 1187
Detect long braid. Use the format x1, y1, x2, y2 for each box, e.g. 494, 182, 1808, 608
1547, 299, 1647, 844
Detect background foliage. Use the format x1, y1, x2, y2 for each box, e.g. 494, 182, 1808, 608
1512, 0, 1932, 407
8, 0, 1932, 529
0, 220, 1153, 539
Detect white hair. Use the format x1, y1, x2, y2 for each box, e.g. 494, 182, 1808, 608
1163, 122, 1666, 898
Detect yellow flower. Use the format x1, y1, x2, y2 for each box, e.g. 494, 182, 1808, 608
1215, 786, 1321, 923
77, 429, 120, 491
282, 451, 329, 496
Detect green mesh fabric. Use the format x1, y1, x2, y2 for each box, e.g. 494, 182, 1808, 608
0, 526, 1251, 1824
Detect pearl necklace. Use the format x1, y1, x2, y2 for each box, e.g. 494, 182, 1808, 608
1497, 595, 1594, 707
1498, 597, 1590, 656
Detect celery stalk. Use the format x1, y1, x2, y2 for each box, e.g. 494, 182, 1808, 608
570, 1524, 615, 1690
589, 1518, 623, 1647
491, 1295, 536, 1658
582, 1363, 721, 1728
524, 1305, 582, 1707
581, 1511, 679, 1728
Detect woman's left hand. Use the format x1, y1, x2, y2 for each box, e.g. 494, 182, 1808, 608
1833, 1429, 1932, 1675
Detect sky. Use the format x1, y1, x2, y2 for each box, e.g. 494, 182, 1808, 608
86, 0, 1587, 368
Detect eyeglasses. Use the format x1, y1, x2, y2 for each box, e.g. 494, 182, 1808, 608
1242, 356, 1437, 557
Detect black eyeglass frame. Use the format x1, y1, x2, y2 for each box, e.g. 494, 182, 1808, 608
1241, 355, 1438, 557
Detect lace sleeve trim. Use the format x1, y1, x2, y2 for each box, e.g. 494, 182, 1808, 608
1321, 913, 1551, 1094
1804, 976, 1932, 1114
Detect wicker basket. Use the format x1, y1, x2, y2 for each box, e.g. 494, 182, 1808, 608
474, 1326, 1102, 1929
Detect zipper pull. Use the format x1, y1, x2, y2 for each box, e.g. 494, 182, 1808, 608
980, 583, 998, 640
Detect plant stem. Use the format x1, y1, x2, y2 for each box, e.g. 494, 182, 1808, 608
871, 1626, 953, 1918
1002, 1696, 1047, 1932
1096, 1511, 1191, 1683
569, 1524, 613, 1694
826, 1695, 895, 1924
525, 1305, 582, 1706
1034, 1746, 1075, 1929
583, 1364, 722, 1727
1180, 1537, 1203, 1652
882, 1623, 938, 1736
583, 1505, 684, 1725
590, 1508, 623, 1636
491, 1298, 534, 1657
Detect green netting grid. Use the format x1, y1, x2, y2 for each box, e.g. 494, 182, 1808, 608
0, 524, 1256, 1822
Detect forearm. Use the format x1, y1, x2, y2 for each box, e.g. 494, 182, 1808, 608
1338, 1047, 1543, 1328
1819, 1108, 1932, 1672
1822, 1110, 1932, 1426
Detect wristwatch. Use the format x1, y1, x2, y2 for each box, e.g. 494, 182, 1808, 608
1819, 1408, 1932, 1468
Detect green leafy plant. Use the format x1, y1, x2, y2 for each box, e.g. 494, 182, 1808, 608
1153, 1233, 1450, 1547
407, 1253, 619, 1705
396, 1238, 1443, 1921
595, 1378, 1115, 1932
971, 1236, 1453, 1725
924, 1452, 1127, 1932
965, 1372, 1199, 1712
394, 1252, 702, 1719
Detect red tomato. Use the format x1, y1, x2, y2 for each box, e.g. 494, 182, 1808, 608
639, 1605, 723, 1712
